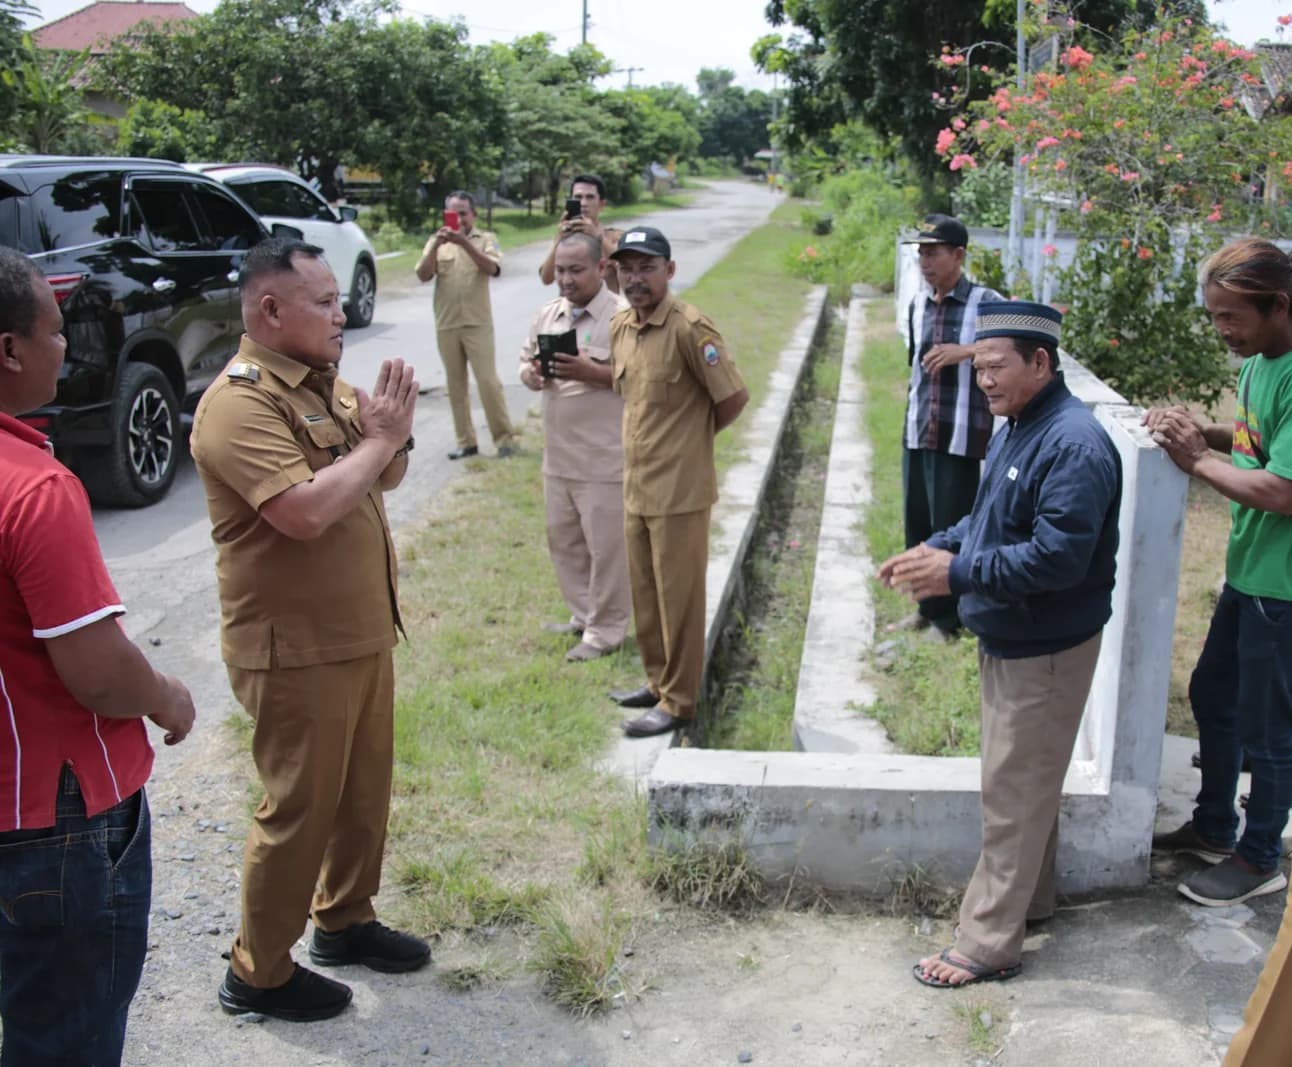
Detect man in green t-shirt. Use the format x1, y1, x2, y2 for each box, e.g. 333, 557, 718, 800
1145, 237, 1292, 912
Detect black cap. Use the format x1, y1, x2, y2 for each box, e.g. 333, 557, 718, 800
611, 226, 671, 260
900, 213, 969, 248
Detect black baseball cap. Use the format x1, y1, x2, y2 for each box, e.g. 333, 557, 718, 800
611, 226, 672, 260
901, 213, 969, 248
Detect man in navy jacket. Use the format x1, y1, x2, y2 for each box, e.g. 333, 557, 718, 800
879, 300, 1122, 989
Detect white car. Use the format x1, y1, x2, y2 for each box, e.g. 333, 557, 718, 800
187, 163, 378, 327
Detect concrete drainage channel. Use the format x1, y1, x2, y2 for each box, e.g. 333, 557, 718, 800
634, 282, 1192, 900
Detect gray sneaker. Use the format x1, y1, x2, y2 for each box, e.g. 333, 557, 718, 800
1152, 821, 1233, 865
1177, 856, 1288, 907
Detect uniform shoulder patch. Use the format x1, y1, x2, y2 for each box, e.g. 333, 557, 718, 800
226, 362, 260, 383
703, 341, 721, 367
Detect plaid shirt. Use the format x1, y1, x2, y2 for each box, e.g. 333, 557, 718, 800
904, 275, 1001, 459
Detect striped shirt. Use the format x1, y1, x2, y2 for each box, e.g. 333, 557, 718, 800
0, 413, 152, 831
904, 275, 1002, 459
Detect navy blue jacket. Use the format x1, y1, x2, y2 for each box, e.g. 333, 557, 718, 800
928, 373, 1122, 658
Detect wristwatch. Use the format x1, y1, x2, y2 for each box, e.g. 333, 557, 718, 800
393, 435, 415, 458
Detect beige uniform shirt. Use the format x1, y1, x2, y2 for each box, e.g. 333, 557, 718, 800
610, 294, 745, 516
521, 284, 625, 483
427, 229, 502, 331
190, 337, 401, 670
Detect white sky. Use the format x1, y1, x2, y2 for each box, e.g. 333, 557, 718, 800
24, 0, 1285, 95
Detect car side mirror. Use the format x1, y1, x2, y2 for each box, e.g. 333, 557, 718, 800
271, 223, 305, 240
338, 206, 358, 223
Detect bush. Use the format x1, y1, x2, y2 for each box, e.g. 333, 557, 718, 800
951, 161, 1011, 229
789, 166, 919, 290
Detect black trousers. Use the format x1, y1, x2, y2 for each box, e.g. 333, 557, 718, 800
902, 446, 981, 631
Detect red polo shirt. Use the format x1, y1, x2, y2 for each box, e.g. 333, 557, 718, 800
0, 413, 153, 831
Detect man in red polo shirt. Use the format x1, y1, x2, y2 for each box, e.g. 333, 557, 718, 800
0, 247, 196, 1067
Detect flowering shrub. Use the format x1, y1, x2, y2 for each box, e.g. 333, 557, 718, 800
931, 4, 1292, 405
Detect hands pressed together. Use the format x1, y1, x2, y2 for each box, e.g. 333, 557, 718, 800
1142, 405, 1211, 473
356, 359, 418, 458
876, 542, 956, 602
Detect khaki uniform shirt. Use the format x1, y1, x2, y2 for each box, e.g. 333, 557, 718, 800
610, 294, 745, 516
427, 229, 502, 331
521, 284, 625, 483
190, 337, 401, 670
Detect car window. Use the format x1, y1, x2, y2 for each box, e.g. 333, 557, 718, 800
232, 178, 333, 222
190, 184, 263, 250
129, 181, 204, 252
30, 173, 122, 252
0, 185, 22, 251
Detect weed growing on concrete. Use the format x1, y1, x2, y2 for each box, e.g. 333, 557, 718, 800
953, 997, 1005, 1057
885, 862, 960, 920
527, 898, 630, 1016
646, 840, 769, 912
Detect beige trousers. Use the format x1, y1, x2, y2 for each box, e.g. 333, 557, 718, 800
437, 325, 515, 449
625, 508, 709, 719
226, 652, 394, 988
546, 474, 630, 650
956, 632, 1103, 971
1223, 892, 1292, 1065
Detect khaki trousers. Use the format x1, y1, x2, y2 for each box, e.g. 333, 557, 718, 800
546, 474, 630, 650
437, 325, 515, 450
625, 508, 709, 719
227, 652, 394, 988
956, 632, 1102, 971
1224, 892, 1292, 1066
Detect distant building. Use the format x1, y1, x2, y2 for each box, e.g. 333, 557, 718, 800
33, 1, 198, 118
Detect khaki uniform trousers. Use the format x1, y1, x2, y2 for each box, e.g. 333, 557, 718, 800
1223, 893, 1292, 1066
625, 508, 709, 719
546, 474, 630, 651
227, 651, 394, 988
437, 324, 515, 450
956, 632, 1102, 972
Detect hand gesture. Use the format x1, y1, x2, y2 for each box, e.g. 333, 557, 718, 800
877, 543, 955, 601
356, 359, 418, 453
436, 226, 466, 247
551, 348, 599, 383
1143, 406, 1209, 473
922, 344, 970, 374
148, 674, 196, 746
521, 358, 548, 391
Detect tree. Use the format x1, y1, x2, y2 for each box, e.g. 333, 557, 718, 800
1, 35, 93, 153
695, 67, 772, 163
935, 4, 1292, 405
116, 99, 216, 162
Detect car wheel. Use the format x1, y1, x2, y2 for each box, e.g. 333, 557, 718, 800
345, 260, 376, 328
81, 363, 181, 508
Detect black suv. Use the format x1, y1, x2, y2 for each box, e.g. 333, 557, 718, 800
0, 156, 294, 507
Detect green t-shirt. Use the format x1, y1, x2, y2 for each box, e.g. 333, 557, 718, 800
1227, 348, 1292, 601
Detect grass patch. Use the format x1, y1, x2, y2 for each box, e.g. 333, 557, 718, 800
646, 839, 768, 912
437, 954, 509, 992
707, 317, 842, 750
953, 997, 1006, 1057
885, 862, 960, 920
527, 897, 630, 1016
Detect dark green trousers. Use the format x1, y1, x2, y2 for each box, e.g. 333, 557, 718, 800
902, 446, 981, 632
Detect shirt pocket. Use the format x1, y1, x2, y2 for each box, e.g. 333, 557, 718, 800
303, 420, 347, 468
643, 357, 680, 405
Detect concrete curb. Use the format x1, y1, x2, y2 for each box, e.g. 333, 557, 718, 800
599, 285, 831, 785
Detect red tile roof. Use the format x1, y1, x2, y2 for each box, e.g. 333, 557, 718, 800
33, 2, 198, 55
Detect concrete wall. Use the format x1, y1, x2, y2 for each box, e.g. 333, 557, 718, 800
649, 285, 1190, 896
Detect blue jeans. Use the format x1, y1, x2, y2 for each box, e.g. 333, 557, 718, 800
0, 767, 151, 1067
1191, 583, 1292, 872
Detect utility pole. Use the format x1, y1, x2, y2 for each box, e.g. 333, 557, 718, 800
581, 0, 589, 45
621, 65, 643, 87
1007, 0, 1026, 288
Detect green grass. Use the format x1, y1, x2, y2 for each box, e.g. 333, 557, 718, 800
381, 203, 823, 1013
858, 304, 982, 757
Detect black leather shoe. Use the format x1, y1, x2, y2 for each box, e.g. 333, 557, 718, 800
623, 706, 684, 738
447, 446, 479, 460
610, 685, 657, 709
309, 920, 431, 974
218, 964, 351, 1022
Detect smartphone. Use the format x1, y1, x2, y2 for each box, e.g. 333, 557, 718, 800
564, 197, 582, 219
443, 209, 460, 231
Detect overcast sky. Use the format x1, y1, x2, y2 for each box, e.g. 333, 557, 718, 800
24, 0, 1284, 95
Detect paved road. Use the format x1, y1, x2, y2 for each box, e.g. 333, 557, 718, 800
97, 178, 781, 767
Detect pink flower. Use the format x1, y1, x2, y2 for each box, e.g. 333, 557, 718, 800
1019, 153, 1032, 166
991, 88, 1014, 112
949, 153, 978, 171
1107, 338, 1120, 347
977, 119, 991, 132
1137, 247, 1153, 260
936, 128, 957, 155
802, 246, 818, 258
1043, 244, 1058, 257
1219, 96, 1234, 109
1134, 51, 1148, 60
952, 117, 967, 131
1120, 170, 1140, 182
1206, 205, 1223, 222
1080, 199, 1094, 214
1280, 14, 1292, 27
940, 53, 966, 66
1283, 161, 1292, 179
1112, 75, 1138, 91
1113, 118, 1126, 128
1055, 159, 1068, 171
1036, 135, 1060, 151
1062, 45, 1094, 70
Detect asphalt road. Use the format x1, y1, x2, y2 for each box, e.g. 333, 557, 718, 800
95, 178, 782, 768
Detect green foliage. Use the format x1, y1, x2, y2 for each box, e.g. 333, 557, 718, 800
967, 245, 1010, 296
116, 99, 216, 162
1059, 233, 1229, 406
791, 166, 920, 290
527, 899, 629, 1016
1, 35, 92, 152
951, 160, 1011, 228
868, 635, 981, 756
646, 840, 768, 911
696, 65, 773, 164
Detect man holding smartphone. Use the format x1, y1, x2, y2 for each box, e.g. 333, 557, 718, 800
416, 191, 517, 460
539, 174, 624, 294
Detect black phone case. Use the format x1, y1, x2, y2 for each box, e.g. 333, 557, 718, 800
536, 328, 579, 378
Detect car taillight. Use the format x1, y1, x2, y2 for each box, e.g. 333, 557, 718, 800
45, 273, 86, 304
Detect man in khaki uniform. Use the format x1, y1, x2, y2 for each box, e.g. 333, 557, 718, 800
416, 190, 516, 459
191, 238, 429, 1024
607, 227, 749, 737
520, 232, 630, 662
538, 173, 624, 295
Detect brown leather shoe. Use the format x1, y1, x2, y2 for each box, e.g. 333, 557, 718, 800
610, 685, 657, 708
565, 641, 619, 662
623, 706, 684, 738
